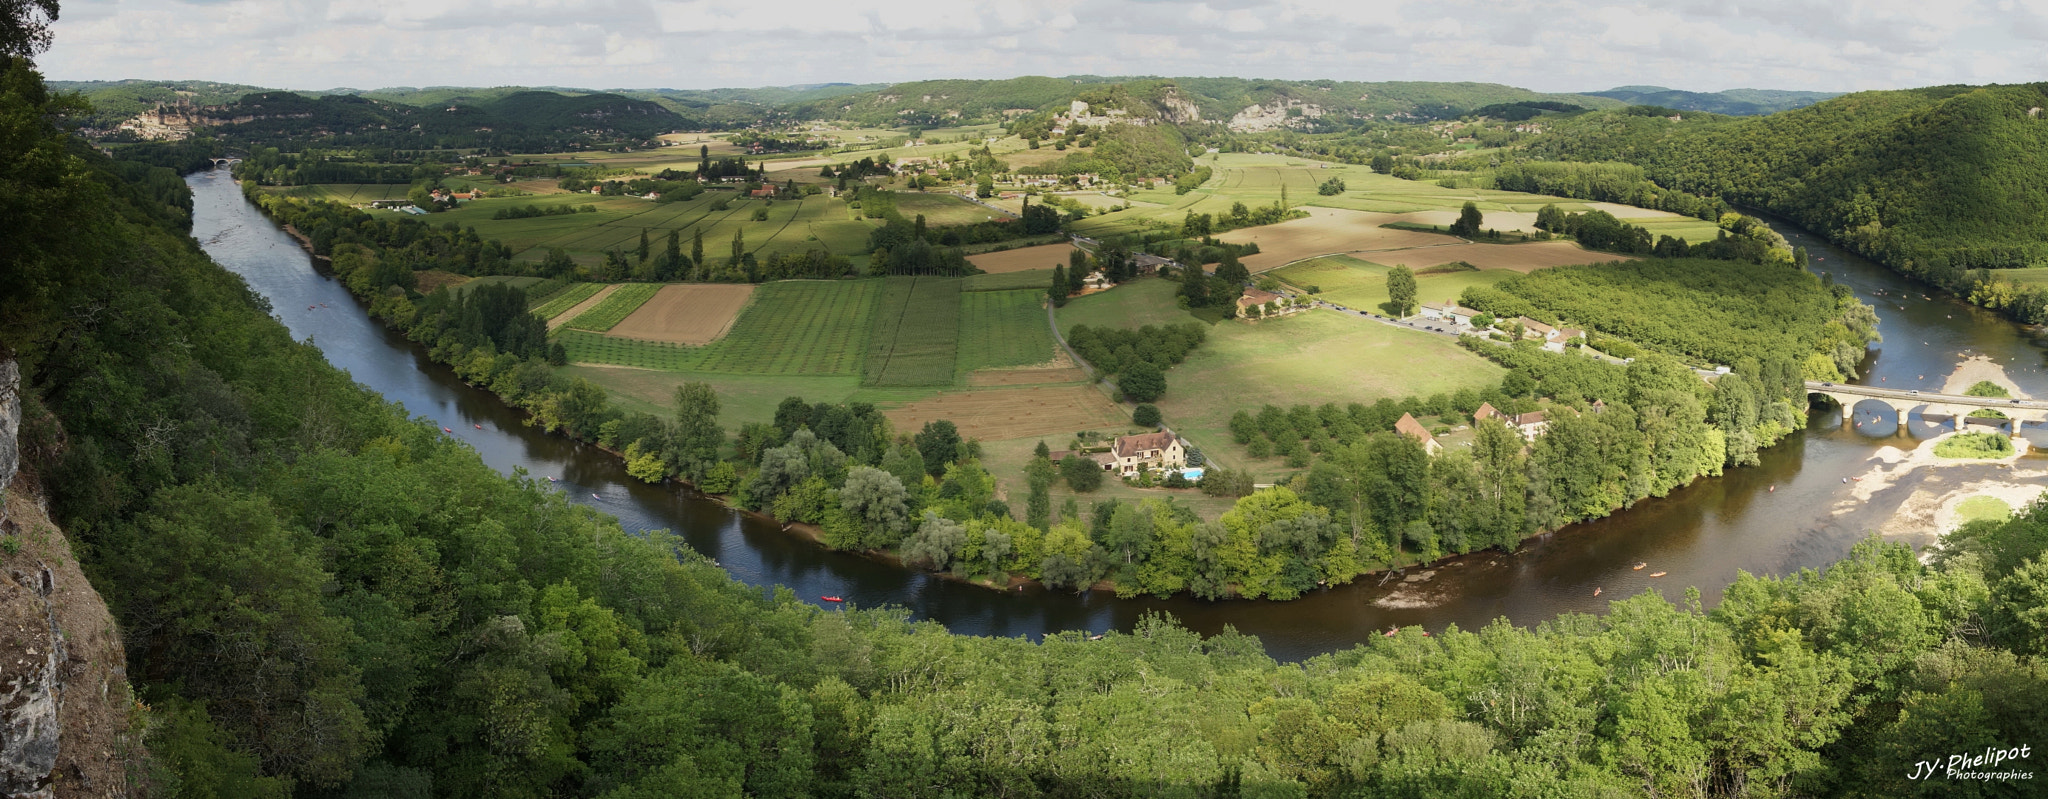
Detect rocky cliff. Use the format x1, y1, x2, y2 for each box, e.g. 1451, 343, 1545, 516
0, 361, 137, 799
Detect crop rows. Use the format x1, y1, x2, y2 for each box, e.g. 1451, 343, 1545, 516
565, 283, 662, 332
957, 290, 1053, 372
863, 277, 962, 387
531, 283, 602, 318
554, 329, 703, 371
689, 281, 879, 375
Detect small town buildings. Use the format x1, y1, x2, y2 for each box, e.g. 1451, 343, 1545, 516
1109, 432, 1186, 477
1395, 413, 1442, 455
1421, 303, 1481, 326
1082, 270, 1114, 291
1474, 402, 1501, 423
749, 186, 776, 199
1511, 411, 1549, 441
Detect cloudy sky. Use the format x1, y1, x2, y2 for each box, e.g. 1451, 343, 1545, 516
40, 0, 2048, 94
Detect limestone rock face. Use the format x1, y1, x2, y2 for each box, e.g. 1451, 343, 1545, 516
0, 361, 134, 798
0, 359, 17, 504
0, 562, 60, 799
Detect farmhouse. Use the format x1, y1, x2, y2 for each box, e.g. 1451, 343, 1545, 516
1516, 317, 1557, 340
1130, 253, 1176, 274
1236, 288, 1282, 316
749, 186, 776, 199
1512, 411, 1549, 441
1474, 402, 1502, 423
1542, 328, 1586, 352
1421, 302, 1481, 326
1395, 413, 1442, 456
1109, 432, 1186, 477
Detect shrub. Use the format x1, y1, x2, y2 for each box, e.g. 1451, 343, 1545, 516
1132, 404, 1161, 427
1934, 432, 2014, 460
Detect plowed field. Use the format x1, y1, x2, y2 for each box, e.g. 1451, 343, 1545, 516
608, 284, 756, 345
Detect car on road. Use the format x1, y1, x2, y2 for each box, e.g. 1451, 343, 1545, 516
1910, 390, 1920, 395
1821, 382, 1833, 387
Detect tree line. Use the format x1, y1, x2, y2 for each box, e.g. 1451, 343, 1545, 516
8, 50, 2048, 798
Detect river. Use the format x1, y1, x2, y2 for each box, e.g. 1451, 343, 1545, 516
188, 169, 2048, 662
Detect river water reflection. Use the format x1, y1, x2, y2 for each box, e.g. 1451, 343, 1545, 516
188, 169, 2048, 661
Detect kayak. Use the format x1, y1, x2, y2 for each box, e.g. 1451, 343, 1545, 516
441, 427, 452, 433
821, 596, 844, 603
1649, 572, 1667, 578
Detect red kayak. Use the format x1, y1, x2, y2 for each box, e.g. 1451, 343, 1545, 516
474, 424, 482, 429
441, 427, 452, 433
821, 596, 844, 603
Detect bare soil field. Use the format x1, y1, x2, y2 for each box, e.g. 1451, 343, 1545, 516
1391, 210, 1541, 233
967, 367, 1090, 386
608, 283, 756, 345
1365, 241, 1633, 273
416, 269, 472, 293
1219, 207, 1457, 271
968, 243, 1080, 274
546, 284, 619, 330
884, 385, 1125, 441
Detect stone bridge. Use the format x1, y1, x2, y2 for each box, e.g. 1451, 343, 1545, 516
1806, 381, 2048, 435
209, 157, 241, 168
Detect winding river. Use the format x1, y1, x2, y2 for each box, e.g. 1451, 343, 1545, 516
188, 169, 2048, 662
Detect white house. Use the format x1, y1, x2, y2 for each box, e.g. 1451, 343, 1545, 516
1109, 432, 1186, 477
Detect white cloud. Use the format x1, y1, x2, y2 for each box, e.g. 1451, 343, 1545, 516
37, 0, 2048, 92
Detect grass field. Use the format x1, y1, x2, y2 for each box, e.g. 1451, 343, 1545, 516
1270, 256, 1518, 315
557, 280, 880, 376
1055, 276, 1205, 334
892, 192, 1002, 226
1054, 278, 1503, 478
1997, 267, 2048, 286
1955, 495, 2013, 526
556, 329, 702, 370
531, 283, 603, 318
697, 280, 879, 376
564, 284, 662, 332
1068, 152, 1743, 252
410, 190, 881, 267
958, 290, 1055, 372
964, 268, 1055, 292
864, 277, 963, 386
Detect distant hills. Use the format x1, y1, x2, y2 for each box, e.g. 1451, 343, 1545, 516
1579, 85, 1840, 115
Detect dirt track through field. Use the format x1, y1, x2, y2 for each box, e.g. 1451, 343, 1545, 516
608, 284, 756, 344
547, 284, 619, 330
968, 243, 1078, 274
1362, 241, 1633, 273
884, 385, 1125, 441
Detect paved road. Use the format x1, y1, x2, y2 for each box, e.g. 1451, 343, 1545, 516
1807, 381, 2046, 409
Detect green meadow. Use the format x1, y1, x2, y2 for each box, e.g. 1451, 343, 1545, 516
1270, 256, 1517, 314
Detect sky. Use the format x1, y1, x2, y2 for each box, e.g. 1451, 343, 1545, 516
39, 0, 2048, 94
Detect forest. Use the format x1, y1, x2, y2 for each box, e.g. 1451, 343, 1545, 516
8, 51, 2048, 795
1527, 84, 2048, 323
